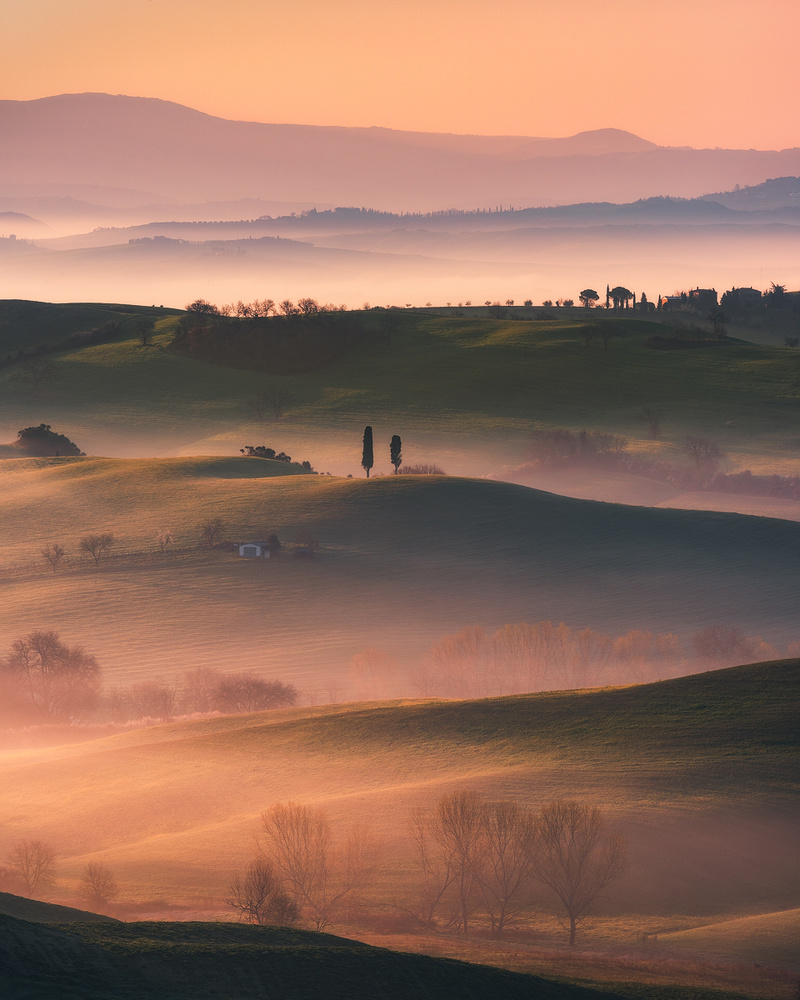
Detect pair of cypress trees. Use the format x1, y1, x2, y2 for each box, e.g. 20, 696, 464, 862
361, 426, 401, 477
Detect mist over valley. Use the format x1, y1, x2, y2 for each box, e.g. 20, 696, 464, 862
1, 89, 799, 1000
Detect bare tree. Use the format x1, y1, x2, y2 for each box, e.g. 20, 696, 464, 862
14, 355, 62, 393
80, 862, 118, 905
2, 630, 101, 720
348, 647, 398, 701
80, 533, 116, 566
156, 530, 174, 553
478, 799, 538, 937
532, 800, 626, 945
181, 666, 224, 714
297, 297, 320, 316
226, 858, 300, 926
599, 322, 620, 350
128, 680, 178, 720
430, 791, 486, 934
708, 308, 727, 339
639, 406, 662, 440
682, 436, 726, 471
691, 625, 758, 666
259, 801, 379, 930
7, 839, 56, 895
136, 318, 156, 346
41, 542, 66, 572
405, 807, 457, 928
408, 791, 536, 935
250, 384, 296, 422
199, 517, 225, 549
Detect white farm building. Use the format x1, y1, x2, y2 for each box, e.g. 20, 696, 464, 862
238, 542, 271, 558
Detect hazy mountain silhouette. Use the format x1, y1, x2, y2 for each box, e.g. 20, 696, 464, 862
3, 93, 800, 212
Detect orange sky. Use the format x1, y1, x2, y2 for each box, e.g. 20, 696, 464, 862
3, 0, 799, 148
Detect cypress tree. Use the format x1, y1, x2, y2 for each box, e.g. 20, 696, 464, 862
390, 434, 402, 474
361, 426, 374, 478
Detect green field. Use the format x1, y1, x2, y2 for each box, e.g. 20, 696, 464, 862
1, 302, 799, 477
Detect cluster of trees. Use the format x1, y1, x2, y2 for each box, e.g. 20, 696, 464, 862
361, 427, 403, 477
107, 667, 298, 724
11, 424, 84, 457
406, 793, 625, 943
525, 425, 730, 482
0, 838, 118, 907
239, 444, 316, 471
0, 630, 298, 728
173, 299, 379, 375
229, 795, 625, 945
406, 622, 785, 700
527, 428, 628, 467
39, 533, 116, 572
0, 630, 102, 723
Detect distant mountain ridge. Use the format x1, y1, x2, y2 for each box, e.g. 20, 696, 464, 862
2, 93, 799, 212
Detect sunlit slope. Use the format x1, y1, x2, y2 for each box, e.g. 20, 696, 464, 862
660, 909, 800, 970
2, 461, 800, 684
1, 309, 799, 474
1, 661, 796, 911
0, 299, 179, 356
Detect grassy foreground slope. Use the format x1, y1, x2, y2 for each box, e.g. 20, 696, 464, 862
1, 661, 796, 913
0, 916, 616, 1000
2, 460, 800, 684
1, 304, 799, 475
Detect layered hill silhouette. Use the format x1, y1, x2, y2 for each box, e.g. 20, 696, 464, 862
3, 93, 800, 213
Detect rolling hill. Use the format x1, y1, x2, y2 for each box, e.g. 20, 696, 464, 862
1, 915, 613, 1000
1, 460, 800, 691
0, 661, 796, 920
1, 305, 799, 475
660, 908, 800, 971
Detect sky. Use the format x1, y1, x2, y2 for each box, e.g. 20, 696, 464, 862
2, 0, 799, 149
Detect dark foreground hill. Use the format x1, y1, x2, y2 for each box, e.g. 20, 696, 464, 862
0, 891, 116, 924
0, 915, 620, 1000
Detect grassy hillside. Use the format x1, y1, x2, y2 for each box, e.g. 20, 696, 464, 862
0, 915, 617, 1000
0, 662, 796, 916
661, 908, 800, 970
1, 304, 799, 476
2, 460, 800, 687
0, 300, 178, 357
